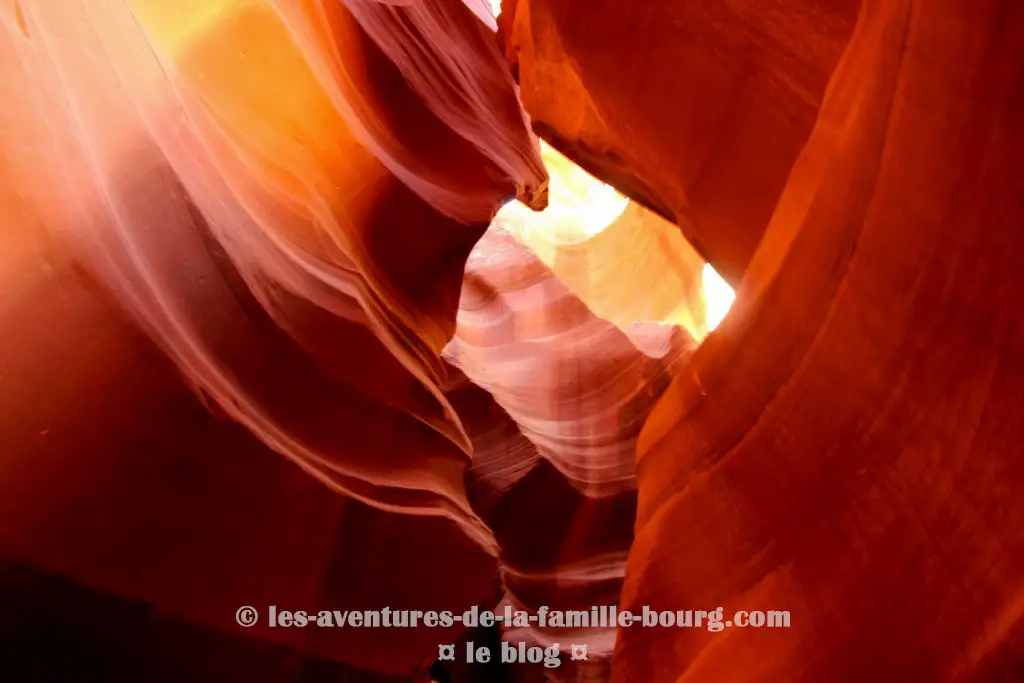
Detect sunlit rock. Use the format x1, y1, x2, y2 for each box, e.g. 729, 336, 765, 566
1, 1, 1021, 683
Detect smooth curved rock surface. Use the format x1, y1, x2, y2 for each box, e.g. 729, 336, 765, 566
617, 1, 1024, 681
446, 223, 695, 680
1, 0, 533, 678
505, 0, 860, 284
2, 0, 1022, 682
2, 0, 550, 549
448, 225, 692, 498
0, 226, 498, 679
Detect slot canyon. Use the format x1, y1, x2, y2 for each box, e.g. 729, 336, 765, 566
0, 1, 1021, 681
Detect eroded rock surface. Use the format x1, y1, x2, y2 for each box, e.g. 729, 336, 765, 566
505, 0, 860, 284
1, 1, 1022, 682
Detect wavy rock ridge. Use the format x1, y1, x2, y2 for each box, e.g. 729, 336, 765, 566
1, 1, 1021, 682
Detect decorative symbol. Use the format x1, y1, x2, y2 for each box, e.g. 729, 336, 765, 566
438, 644, 456, 661
570, 644, 588, 661
235, 606, 258, 627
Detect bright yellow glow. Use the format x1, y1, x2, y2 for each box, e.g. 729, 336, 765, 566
488, 0, 502, 18
496, 140, 630, 243
129, 0, 240, 54
496, 140, 718, 341
702, 263, 735, 331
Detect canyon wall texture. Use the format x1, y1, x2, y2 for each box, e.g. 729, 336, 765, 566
507, 0, 1024, 680
504, 0, 861, 285
1, 0, 1022, 681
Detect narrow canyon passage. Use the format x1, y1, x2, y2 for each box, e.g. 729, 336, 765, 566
0, 1, 1021, 682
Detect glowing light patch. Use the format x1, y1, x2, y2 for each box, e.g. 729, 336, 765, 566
702, 264, 735, 331
496, 141, 630, 243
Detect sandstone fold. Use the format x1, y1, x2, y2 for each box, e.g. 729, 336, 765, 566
1, 0, 549, 548
617, 1, 1024, 681
446, 220, 698, 681
1, 0, 1020, 681
0, 0, 545, 676
506, 0, 860, 283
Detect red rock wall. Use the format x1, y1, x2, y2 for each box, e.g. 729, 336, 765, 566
588, 1, 1022, 681
507, 0, 860, 284
1, 0, 1022, 681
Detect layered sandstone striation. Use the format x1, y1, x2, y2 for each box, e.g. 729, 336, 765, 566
1, 1, 1022, 682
